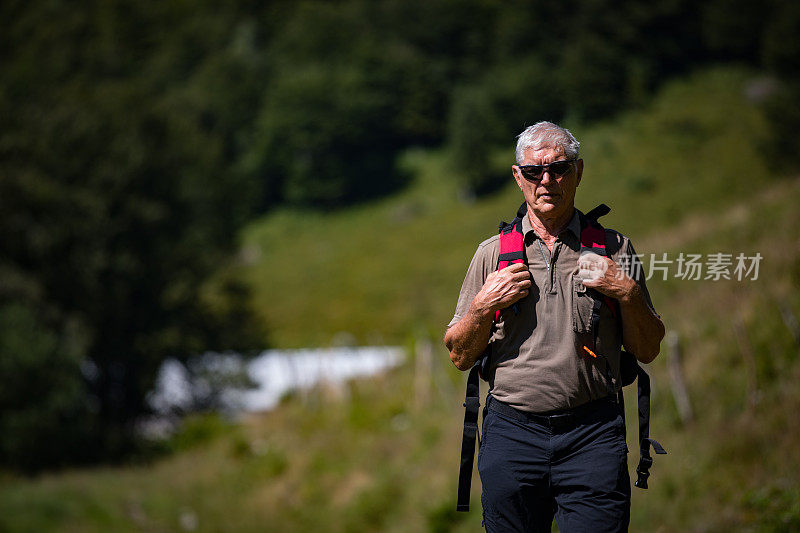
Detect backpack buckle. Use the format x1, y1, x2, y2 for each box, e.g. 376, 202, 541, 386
634, 456, 654, 489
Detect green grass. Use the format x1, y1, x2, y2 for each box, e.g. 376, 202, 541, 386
2, 66, 799, 532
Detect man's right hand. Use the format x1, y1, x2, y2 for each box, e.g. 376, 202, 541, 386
445, 262, 532, 371
473, 262, 532, 315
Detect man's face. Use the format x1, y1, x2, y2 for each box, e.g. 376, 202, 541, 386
512, 145, 583, 221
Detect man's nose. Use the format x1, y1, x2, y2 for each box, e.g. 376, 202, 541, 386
539, 170, 554, 185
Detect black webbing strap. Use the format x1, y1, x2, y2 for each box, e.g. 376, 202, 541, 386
498, 251, 525, 262
633, 365, 667, 488
585, 203, 611, 220
591, 298, 603, 348
456, 362, 482, 512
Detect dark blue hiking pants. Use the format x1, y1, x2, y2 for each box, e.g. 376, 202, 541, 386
478, 395, 631, 533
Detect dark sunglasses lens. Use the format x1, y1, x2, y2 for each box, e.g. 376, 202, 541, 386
549, 161, 571, 175
520, 160, 573, 180
521, 167, 543, 180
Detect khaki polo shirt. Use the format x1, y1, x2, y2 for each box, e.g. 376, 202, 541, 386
448, 208, 657, 413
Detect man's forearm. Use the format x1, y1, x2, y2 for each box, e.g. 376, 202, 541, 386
445, 303, 495, 371
619, 283, 665, 363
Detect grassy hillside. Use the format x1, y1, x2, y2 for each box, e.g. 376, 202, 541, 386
2, 66, 799, 532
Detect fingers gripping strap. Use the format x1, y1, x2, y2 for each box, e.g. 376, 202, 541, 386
457, 364, 482, 511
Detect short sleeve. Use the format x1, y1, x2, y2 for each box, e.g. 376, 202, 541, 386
622, 238, 658, 317
447, 240, 496, 328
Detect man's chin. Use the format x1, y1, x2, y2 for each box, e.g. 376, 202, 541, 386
536, 199, 561, 210
530, 199, 572, 220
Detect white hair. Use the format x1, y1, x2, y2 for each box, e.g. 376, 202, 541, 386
515, 122, 580, 164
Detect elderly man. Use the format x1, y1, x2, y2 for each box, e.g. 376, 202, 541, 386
445, 121, 665, 532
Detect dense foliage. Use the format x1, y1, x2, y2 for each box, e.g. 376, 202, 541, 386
0, 0, 268, 469
1, 0, 796, 470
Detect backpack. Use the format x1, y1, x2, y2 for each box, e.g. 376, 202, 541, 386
456, 203, 666, 512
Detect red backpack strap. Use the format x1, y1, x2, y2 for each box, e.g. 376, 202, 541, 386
579, 203, 611, 255
497, 223, 525, 270
494, 203, 527, 321
579, 205, 618, 320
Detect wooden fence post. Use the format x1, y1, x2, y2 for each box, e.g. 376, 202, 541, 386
414, 337, 433, 409
778, 301, 800, 354
732, 317, 760, 409
666, 330, 693, 425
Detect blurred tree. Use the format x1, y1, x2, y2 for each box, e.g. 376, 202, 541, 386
0, 303, 95, 472
0, 0, 266, 468
242, 0, 502, 207
245, 62, 403, 207
446, 58, 565, 195
701, 0, 772, 64
761, 0, 800, 172
447, 84, 505, 196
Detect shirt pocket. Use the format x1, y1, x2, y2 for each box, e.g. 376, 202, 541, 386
572, 276, 595, 334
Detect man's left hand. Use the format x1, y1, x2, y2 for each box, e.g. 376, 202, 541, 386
580, 256, 637, 303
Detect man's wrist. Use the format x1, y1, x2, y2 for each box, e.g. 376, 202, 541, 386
618, 279, 642, 306
468, 298, 496, 321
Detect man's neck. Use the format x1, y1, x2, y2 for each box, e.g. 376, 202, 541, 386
527, 206, 574, 245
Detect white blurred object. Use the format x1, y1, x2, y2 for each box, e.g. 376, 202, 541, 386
577, 251, 607, 281
148, 346, 406, 415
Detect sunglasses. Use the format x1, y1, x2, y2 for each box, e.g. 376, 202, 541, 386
518, 159, 577, 182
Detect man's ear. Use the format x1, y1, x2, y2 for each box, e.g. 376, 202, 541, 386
575, 159, 584, 186
512, 165, 523, 189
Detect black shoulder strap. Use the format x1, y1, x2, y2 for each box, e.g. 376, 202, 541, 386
585, 203, 611, 221
632, 362, 668, 488
456, 203, 525, 512
456, 362, 482, 512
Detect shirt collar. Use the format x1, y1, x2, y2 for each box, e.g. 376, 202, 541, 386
521, 207, 581, 244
